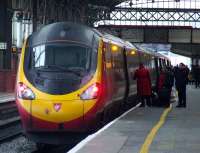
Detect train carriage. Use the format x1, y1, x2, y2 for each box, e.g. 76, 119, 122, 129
16, 22, 170, 144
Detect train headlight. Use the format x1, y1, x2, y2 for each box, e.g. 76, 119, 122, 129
17, 82, 35, 100
80, 83, 101, 100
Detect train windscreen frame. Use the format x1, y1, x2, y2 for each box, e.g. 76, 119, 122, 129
31, 43, 92, 73
23, 41, 99, 95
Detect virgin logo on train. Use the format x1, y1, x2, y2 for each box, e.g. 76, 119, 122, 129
54, 103, 62, 112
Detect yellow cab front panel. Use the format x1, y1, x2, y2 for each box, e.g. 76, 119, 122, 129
16, 32, 103, 133
16, 53, 103, 132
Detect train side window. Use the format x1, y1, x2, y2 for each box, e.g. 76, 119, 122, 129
159, 58, 162, 69
91, 35, 99, 71
127, 49, 139, 70
151, 57, 155, 69
126, 49, 139, 84
104, 42, 112, 69
143, 53, 150, 68
163, 59, 167, 69
163, 59, 166, 67
154, 57, 158, 69
167, 60, 170, 66
110, 44, 125, 82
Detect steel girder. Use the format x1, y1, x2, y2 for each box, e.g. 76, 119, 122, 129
95, 7, 200, 26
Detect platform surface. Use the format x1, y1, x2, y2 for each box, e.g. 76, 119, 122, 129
0, 92, 15, 103
69, 85, 200, 153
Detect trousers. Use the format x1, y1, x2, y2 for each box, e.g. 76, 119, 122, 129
177, 85, 186, 107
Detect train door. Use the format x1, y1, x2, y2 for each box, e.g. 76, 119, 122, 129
103, 42, 113, 103
122, 47, 129, 104
159, 58, 163, 70
150, 55, 157, 88
154, 57, 160, 91
110, 43, 126, 102
126, 49, 139, 96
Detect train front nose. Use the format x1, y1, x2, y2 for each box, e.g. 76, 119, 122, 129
16, 97, 84, 132
30, 99, 84, 131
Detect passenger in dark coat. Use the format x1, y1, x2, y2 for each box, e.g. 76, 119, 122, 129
193, 65, 200, 88
134, 63, 152, 107
162, 66, 174, 107
196, 65, 200, 88
174, 63, 188, 108
157, 67, 174, 107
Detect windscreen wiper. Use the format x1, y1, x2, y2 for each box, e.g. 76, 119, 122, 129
51, 65, 84, 76
35, 65, 84, 76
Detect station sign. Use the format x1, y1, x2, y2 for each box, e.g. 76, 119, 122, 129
0, 42, 7, 50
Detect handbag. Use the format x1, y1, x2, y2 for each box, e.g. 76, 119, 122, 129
151, 91, 159, 106
170, 87, 178, 103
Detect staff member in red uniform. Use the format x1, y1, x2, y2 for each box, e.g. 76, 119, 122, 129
134, 63, 152, 107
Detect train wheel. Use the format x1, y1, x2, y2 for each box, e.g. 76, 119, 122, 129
92, 112, 104, 132
102, 108, 111, 125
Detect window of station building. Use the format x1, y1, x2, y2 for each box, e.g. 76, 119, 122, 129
0, 50, 9, 70
0, 49, 3, 69
0, 43, 8, 69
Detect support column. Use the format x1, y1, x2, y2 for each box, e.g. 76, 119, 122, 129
32, 0, 38, 32
0, 0, 12, 69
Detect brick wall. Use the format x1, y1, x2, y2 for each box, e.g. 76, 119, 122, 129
0, 70, 16, 92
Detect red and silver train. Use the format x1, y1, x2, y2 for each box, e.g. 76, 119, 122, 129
16, 22, 170, 144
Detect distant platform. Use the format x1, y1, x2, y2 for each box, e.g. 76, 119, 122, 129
68, 85, 200, 153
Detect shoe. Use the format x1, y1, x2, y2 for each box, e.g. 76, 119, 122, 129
176, 105, 182, 108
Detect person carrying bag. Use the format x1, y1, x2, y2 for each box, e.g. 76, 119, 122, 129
157, 67, 174, 107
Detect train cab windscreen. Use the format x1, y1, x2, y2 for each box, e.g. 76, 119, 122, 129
31, 43, 91, 73
24, 42, 98, 95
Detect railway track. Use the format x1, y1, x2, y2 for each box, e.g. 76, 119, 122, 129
0, 100, 22, 142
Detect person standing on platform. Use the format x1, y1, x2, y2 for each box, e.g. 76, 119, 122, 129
174, 63, 188, 108
185, 65, 190, 84
193, 65, 200, 88
158, 66, 174, 107
196, 65, 200, 87
134, 63, 152, 107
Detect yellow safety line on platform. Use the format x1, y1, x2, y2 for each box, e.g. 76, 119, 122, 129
139, 104, 172, 153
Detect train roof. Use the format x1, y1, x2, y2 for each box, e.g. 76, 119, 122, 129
101, 32, 138, 50
27, 22, 169, 61
28, 22, 137, 51
28, 22, 102, 47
